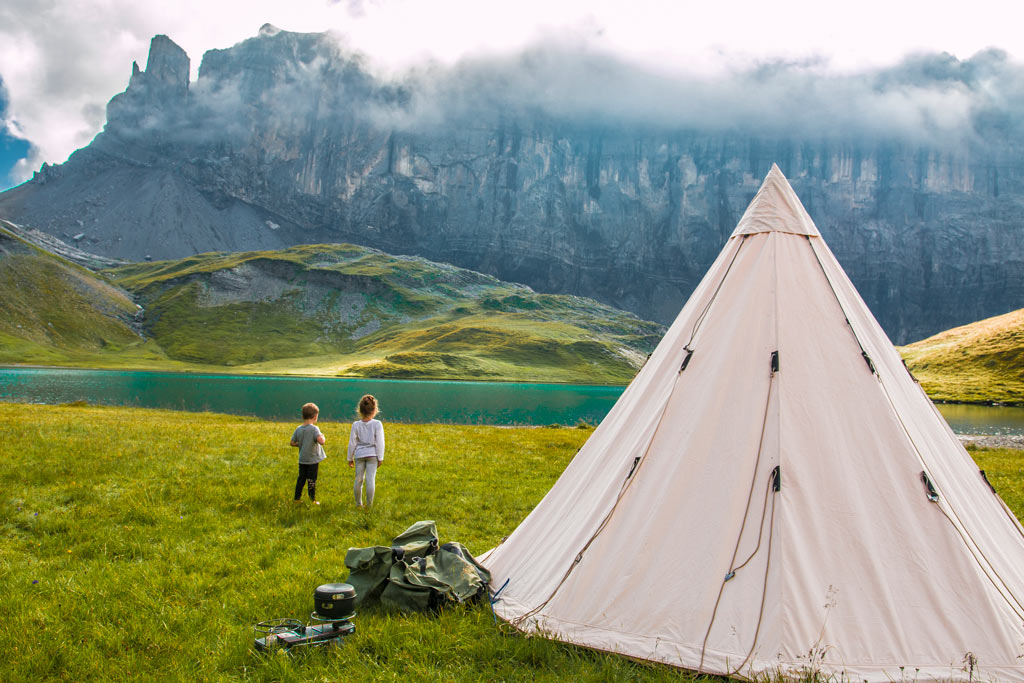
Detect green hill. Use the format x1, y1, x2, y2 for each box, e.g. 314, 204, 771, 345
0, 223, 143, 365
101, 244, 663, 383
900, 308, 1024, 405
0, 235, 664, 383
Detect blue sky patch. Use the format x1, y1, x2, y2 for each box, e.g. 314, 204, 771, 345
0, 81, 32, 191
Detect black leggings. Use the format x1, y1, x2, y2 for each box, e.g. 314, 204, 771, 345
294, 463, 319, 500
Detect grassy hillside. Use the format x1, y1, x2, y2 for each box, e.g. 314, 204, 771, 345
0, 223, 142, 365
900, 308, 1024, 405
103, 244, 664, 383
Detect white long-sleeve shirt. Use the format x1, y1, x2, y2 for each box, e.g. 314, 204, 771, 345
347, 418, 385, 462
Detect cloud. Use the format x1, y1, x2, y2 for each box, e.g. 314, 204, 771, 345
1, 0, 1022, 186
56, 27, 1024, 161
351, 42, 1022, 149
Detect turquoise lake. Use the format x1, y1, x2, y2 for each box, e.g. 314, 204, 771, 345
2, 367, 1023, 434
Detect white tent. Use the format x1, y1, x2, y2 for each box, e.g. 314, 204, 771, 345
484, 165, 1024, 681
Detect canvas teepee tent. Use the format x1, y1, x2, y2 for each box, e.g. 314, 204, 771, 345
484, 165, 1024, 681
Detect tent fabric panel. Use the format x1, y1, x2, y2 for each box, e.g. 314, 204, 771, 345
811, 237, 1024, 613
731, 164, 820, 237
539, 233, 784, 655
774, 234, 1024, 669
483, 237, 746, 608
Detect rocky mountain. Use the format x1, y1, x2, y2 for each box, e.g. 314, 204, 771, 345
2, 27, 1023, 343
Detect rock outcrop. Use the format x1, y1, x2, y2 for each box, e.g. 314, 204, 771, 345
106, 35, 190, 132
2, 29, 1023, 344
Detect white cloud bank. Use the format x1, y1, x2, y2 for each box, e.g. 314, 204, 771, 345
0, 0, 1021, 184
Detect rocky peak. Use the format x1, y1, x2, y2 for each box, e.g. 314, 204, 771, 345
106, 35, 189, 132
143, 35, 190, 98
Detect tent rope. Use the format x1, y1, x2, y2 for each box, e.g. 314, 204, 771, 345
732, 464, 777, 574
698, 356, 777, 671
510, 237, 750, 630
729, 473, 779, 676
684, 235, 747, 351
804, 235, 876, 373
805, 236, 1024, 623
509, 379, 676, 627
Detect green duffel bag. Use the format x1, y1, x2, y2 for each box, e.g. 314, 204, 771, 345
344, 520, 440, 607
343, 545, 392, 607
344, 521, 491, 612
390, 520, 440, 558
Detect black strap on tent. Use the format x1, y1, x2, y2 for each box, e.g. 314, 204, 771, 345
862, 351, 877, 375
679, 348, 694, 373
626, 456, 641, 479
980, 470, 997, 494
770, 350, 779, 374
921, 471, 939, 502
771, 465, 781, 492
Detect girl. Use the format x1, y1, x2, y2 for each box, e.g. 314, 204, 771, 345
347, 394, 384, 507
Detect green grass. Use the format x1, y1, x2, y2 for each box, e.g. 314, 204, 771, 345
900, 308, 1024, 405
3, 403, 1022, 681
0, 402, 694, 682
0, 228, 140, 363
0, 238, 663, 383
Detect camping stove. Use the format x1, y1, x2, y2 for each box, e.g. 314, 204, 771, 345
253, 583, 357, 653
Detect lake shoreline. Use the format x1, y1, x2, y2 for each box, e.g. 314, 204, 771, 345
4, 361, 1021, 406
0, 362, 628, 388
958, 434, 1024, 450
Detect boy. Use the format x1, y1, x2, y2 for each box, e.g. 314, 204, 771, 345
290, 402, 326, 504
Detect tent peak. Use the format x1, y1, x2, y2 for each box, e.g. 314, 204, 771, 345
731, 165, 821, 237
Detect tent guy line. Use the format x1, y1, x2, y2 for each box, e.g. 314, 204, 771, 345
700, 347, 781, 674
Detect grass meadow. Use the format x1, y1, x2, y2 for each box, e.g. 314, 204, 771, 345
2, 402, 1024, 681
0, 402, 689, 682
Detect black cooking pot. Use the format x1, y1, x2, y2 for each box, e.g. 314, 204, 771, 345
313, 583, 356, 619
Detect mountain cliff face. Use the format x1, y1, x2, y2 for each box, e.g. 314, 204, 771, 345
2, 28, 1023, 344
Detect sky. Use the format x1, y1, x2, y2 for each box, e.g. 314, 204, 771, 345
0, 0, 1022, 191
